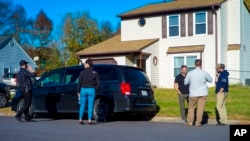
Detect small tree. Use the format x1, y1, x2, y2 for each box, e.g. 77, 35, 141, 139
33, 10, 53, 47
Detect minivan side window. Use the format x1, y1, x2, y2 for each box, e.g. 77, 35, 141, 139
64, 68, 82, 84
94, 67, 118, 81
40, 70, 65, 86
124, 68, 149, 83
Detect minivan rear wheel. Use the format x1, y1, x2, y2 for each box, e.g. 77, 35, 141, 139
0, 93, 8, 108
93, 98, 112, 122
16, 98, 34, 118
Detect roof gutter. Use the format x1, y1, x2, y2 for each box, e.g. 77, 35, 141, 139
119, 4, 221, 19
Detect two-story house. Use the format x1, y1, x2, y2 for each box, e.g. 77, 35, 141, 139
76, 0, 250, 88
0, 36, 36, 77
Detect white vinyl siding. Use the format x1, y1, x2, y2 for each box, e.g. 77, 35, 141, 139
227, 50, 240, 84
142, 41, 160, 87
240, 0, 250, 84
121, 16, 161, 41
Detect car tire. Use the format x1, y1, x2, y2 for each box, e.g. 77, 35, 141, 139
16, 98, 34, 118
0, 93, 8, 108
93, 98, 112, 122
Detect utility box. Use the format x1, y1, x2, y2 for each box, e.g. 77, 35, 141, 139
245, 79, 250, 86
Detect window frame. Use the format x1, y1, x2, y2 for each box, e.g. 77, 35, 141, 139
135, 57, 147, 72
194, 11, 207, 35
40, 69, 65, 86
138, 17, 146, 27
167, 14, 180, 37
173, 55, 198, 78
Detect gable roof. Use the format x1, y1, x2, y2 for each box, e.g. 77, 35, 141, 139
76, 35, 159, 57
0, 36, 12, 48
119, 0, 225, 18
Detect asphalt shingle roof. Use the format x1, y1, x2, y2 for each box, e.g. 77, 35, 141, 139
244, 0, 250, 12
76, 35, 159, 57
119, 0, 225, 18
227, 44, 240, 51
167, 45, 205, 54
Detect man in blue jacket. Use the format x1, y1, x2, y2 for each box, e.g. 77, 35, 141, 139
215, 64, 229, 125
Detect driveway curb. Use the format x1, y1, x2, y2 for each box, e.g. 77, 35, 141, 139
1, 107, 249, 125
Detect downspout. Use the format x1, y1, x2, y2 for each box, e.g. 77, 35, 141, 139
140, 53, 142, 69
212, 6, 218, 70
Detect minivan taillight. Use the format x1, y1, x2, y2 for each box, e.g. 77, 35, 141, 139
120, 82, 131, 95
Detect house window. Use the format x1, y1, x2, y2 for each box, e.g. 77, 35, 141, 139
195, 12, 207, 35
168, 15, 180, 37
174, 56, 197, 77
138, 18, 146, 27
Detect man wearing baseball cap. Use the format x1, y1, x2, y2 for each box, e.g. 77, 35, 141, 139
215, 63, 229, 125
15, 60, 36, 122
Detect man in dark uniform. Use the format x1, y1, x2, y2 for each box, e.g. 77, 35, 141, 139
15, 60, 35, 122
174, 65, 189, 123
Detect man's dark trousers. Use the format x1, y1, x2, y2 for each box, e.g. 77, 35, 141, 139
16, 88, 32, 120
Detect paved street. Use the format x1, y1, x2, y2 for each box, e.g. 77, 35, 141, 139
0, 116, 229, 141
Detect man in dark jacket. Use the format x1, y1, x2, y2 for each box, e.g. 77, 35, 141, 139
215, 63, 229, 125
15, 60, 36, 122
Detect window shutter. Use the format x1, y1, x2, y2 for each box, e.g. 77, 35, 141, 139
188, 12, 193, 36
181, 14, 186, 37
207, 10, 213, 35
162, 16, 167, 38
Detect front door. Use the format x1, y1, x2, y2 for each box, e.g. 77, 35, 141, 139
33, 69, 65, 113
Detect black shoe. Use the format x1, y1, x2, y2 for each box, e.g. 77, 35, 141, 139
87, 121, 95, 125
15, 115, 23, 123
79, 121, 84, 125
25, 117, 31, 122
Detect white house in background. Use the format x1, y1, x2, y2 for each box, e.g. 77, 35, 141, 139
76, 0, 250, 88
0, 36, 36, 77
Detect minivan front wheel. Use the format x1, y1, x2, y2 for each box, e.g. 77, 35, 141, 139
0, 93, 8, 108
93, 98, 112, 122
16, 98, 34, 118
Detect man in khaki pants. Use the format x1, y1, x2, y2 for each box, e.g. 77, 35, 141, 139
184, 59, 212, 127
215, 64, 229, 125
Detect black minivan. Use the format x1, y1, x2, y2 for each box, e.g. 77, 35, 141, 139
12, 64, 156, 121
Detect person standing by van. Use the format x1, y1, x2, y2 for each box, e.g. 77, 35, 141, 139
15, 60, 35, 122
77, 59, 100, 125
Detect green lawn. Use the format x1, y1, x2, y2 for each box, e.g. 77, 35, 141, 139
154, 85, 250, 120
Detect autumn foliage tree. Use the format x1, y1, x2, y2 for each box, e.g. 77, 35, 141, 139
33, 10, 53, 47
62, 12, 101, 65
61, 12, 114, 66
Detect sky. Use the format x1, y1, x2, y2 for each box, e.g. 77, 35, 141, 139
12, 0, 171, 31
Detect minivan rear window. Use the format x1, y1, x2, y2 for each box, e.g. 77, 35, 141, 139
124, 68, 150, 83
95, 67, 118, 81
